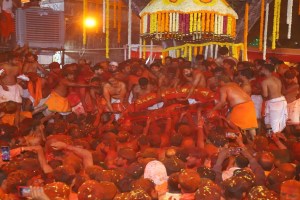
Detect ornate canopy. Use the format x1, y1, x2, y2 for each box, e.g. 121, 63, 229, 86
139, 0, 238, 43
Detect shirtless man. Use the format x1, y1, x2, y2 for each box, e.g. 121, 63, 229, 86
33, 69, 95, 115
261, 64, 287, 133
22, 53, 48, 75
283, 70, 299, 126
131, 77, 156, 102
181, 65, 206, 100
210, 75, 257, 138
103, 76, 127, 113
237, 68, 253, 96
0, 63, 22, 126
149, 63, 168, 90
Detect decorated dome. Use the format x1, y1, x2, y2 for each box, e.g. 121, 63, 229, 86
140, 0, 238, 43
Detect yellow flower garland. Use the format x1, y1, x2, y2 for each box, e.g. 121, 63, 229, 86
276, 0, 281, 40
200, 46, 203, 54
188, 45, 192, 61
272, 0, 278, 49
206, 12, 210, 32
162, 12, 165, 32
201, 12, 206, 32
193, 12, 198, 32
194, 46, 198, 56
259, 0, 265, 51
113, 0, 117, 28
157, 12, 161, 33
210, 13, 215, 33
244, 3, 249, 60
165, 12, 169, 32
197, 13, 201, 33
227, 16, 231, 35
117, 0, 122, 43
162, 42, 244, 61
190, 13, 193, 33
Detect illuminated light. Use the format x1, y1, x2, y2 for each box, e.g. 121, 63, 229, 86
160, 55, 164, 59
84, 17, 97, 28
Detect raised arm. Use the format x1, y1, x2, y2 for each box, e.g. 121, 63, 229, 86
51, 141, 93, 168
23, 146, 53, 174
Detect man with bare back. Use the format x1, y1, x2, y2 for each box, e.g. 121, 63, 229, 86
34, 69, 95, 115
103, 76, 127, 115
261, 64, 287, 133
131, 77, 156, 102
210, 75, 257, 138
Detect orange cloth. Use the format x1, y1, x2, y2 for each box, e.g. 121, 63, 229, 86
0, 112, 32, 125
45, 92, 71, 113
229, 101, 258, 130
28, 78, 43, 106
0, 11, 14, 38
0, 114, 15, 125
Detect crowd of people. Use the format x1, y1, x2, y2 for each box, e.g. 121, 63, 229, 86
0, 46, 300, 200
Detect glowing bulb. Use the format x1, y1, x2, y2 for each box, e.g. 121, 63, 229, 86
84, 17, 96, 28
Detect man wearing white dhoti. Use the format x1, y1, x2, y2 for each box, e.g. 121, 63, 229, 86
261, 64, 287, 133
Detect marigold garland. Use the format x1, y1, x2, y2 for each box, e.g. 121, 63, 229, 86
194, 46, 198, 56
188, 45, 192, 61
113, 0, 117, 28
189, 13, 193, 33
210, 13, 214, 32
201, 12, 206, 32
193, 12, 198, 32
227, 16, 231, 35
244, 2, 249, 61
197, 13, 201, 33
117, 0, 122, 43
165, 12, 169, 32
206, 12, 210, 32
272, 0, 279, 49
160, 12, 164, 33
276, 0, 281, 40
169, 12, 173, 32
157, 12, 161, 33
259, 0, 265, 51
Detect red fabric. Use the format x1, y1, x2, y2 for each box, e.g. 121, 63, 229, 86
0, 11, 14, 37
